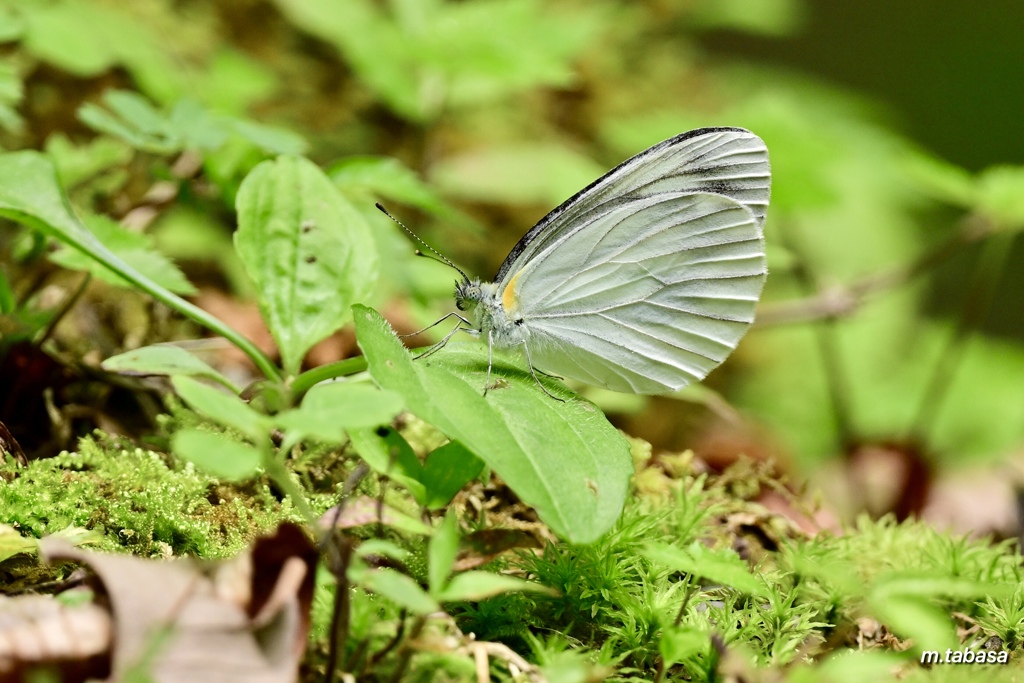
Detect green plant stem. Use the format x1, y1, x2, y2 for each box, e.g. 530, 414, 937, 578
130, 274, 282, 382
263, 451, 316, 524
291, 356, 368, 396
5, 202, 283, 381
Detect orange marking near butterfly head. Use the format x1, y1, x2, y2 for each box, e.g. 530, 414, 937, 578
502, 269, 524, 313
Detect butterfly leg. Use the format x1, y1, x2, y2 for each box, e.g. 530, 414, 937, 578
414, 317, 471, 360
400, 311, 471, 339
521, 341, 564, 402
482, 329, 495, 397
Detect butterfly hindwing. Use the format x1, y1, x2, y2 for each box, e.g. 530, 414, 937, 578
509, 192, 765, 393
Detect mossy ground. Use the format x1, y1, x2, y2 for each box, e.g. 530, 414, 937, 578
3, 430, 1023, 682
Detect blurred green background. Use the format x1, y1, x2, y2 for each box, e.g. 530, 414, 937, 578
2, 0, 1023, 526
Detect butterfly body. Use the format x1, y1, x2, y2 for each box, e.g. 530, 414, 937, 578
455, 278, 530, 349
448, 127, 770, 395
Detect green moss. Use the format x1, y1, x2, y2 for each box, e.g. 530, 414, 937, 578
0, 433, 303, 558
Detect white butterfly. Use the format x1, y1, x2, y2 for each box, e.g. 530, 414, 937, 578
394, 127, 770, 395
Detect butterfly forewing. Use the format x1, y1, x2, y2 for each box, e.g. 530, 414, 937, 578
511, 192, 766, 394
495, 128, 770, 284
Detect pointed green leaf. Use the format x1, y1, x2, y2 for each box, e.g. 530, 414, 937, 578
102, 345, 238, 392
352, 305, 632, 544
436, 571, 554, 602
428, 510, 459, 595
171, 428, 262, 482
171, 376, 271, 443
49, 214, 195, 294
329, 155, 455, 217
235, 156, 378, 375
420, 441, 484, 510
77, 90, 181, 154
356, 568, 439, 615
347, 427, 426, 503
274, 381, 404, 443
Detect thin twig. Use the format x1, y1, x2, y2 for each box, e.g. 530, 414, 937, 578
757, 214, 994, 326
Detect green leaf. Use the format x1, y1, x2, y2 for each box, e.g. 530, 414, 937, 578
347, 427, 427, 504
271, 0, 426, 120
420, 441, 485, 510
871, 572, 1014, 602
903, 148, 977, 208
436, 571, 553, 602
428, 510, 459, 595
789, 651, 906, 683
272, 0, 596, 119
353, 305, 632, 544
102, 345, 238, 392
171, 428, 263, 482
168, 98, 229, 150
48, 214, 196, 294
643, 542, 768, 597
20, 2, 188, 104
196, 48, 279, 115
77, 90, 182, 154
226, 118, 308, 156
354, 539, 412, 563
44, 133, 132, 189
414, 0, 596, 108
235, 156, 379, 375
690, 0, 805, 37
171, 376, 271, 443
659, 626, 710, 667
0, 524, 37, 563
329, 155, 457, 217
275, 382, 404, 443
356, 567, 439, 615
21, 2, 118, 75
976, 165, 1024, 230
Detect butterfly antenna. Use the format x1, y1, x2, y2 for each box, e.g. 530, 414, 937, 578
375, 203, 468, 280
